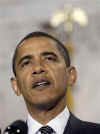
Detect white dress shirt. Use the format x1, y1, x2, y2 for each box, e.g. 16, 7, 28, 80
27, 107, 70, 134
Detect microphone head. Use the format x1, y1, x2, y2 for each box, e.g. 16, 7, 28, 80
3, 120, 27, 134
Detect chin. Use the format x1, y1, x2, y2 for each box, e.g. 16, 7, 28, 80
34, 100, 57, 110
33, 94, 65, 111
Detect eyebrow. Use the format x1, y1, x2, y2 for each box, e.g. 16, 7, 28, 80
17, 51, 58, 66
18, 55, 33, 65
41, 51, 58, 58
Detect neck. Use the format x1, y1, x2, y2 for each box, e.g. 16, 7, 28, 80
26, 96, 66, 125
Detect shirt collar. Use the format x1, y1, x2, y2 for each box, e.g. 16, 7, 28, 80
27, 107, 70, 134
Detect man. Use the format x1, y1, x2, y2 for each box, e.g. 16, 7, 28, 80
6, 31, 100, 134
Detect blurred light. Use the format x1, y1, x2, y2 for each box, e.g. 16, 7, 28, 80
50, 4, 88, 32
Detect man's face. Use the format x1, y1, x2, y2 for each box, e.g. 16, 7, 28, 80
11, 37, 75, 109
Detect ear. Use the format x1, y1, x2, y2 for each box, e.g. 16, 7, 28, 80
10, 77, 21, 96
67, 66, 77, 86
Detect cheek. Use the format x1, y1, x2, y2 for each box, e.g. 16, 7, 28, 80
46, 63, 68, 87
55, 69, 68, 88
16, 72, 31, 91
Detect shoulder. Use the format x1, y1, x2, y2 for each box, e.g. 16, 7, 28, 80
68, 113, 100, 134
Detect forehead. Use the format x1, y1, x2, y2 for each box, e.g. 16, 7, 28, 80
17, 37, 61, 57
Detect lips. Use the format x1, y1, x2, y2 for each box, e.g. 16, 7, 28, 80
32, 79, 51, 88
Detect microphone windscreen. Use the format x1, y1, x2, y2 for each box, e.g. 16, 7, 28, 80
3, 120, 27, 134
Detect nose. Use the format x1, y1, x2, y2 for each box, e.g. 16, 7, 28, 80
32, 62, 45, 75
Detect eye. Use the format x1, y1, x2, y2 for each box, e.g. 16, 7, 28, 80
21, 61, 31, 67
46, 57, 57, 61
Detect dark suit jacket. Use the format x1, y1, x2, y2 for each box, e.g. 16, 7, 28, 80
3, 113, 100, 134
63, 113, 100, 134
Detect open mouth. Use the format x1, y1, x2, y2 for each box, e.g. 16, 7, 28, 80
32, 80, 51, 88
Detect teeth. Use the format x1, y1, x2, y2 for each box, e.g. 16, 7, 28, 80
37, 81, 47, 86
33, 81, 50, 88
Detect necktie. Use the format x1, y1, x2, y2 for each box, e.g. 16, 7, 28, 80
36, 125, 56, 134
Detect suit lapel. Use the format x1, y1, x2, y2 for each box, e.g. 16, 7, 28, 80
63, 112, 81, 134
26, 121, 28, 134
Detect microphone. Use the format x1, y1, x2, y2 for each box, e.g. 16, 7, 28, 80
3, 120, 27, 134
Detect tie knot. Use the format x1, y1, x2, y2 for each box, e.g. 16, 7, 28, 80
37, 126, 56, 134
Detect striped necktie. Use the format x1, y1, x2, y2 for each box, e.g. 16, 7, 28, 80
36, 126, 56, 134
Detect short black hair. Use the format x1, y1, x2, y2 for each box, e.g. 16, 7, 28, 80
12, 31, 71, 76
